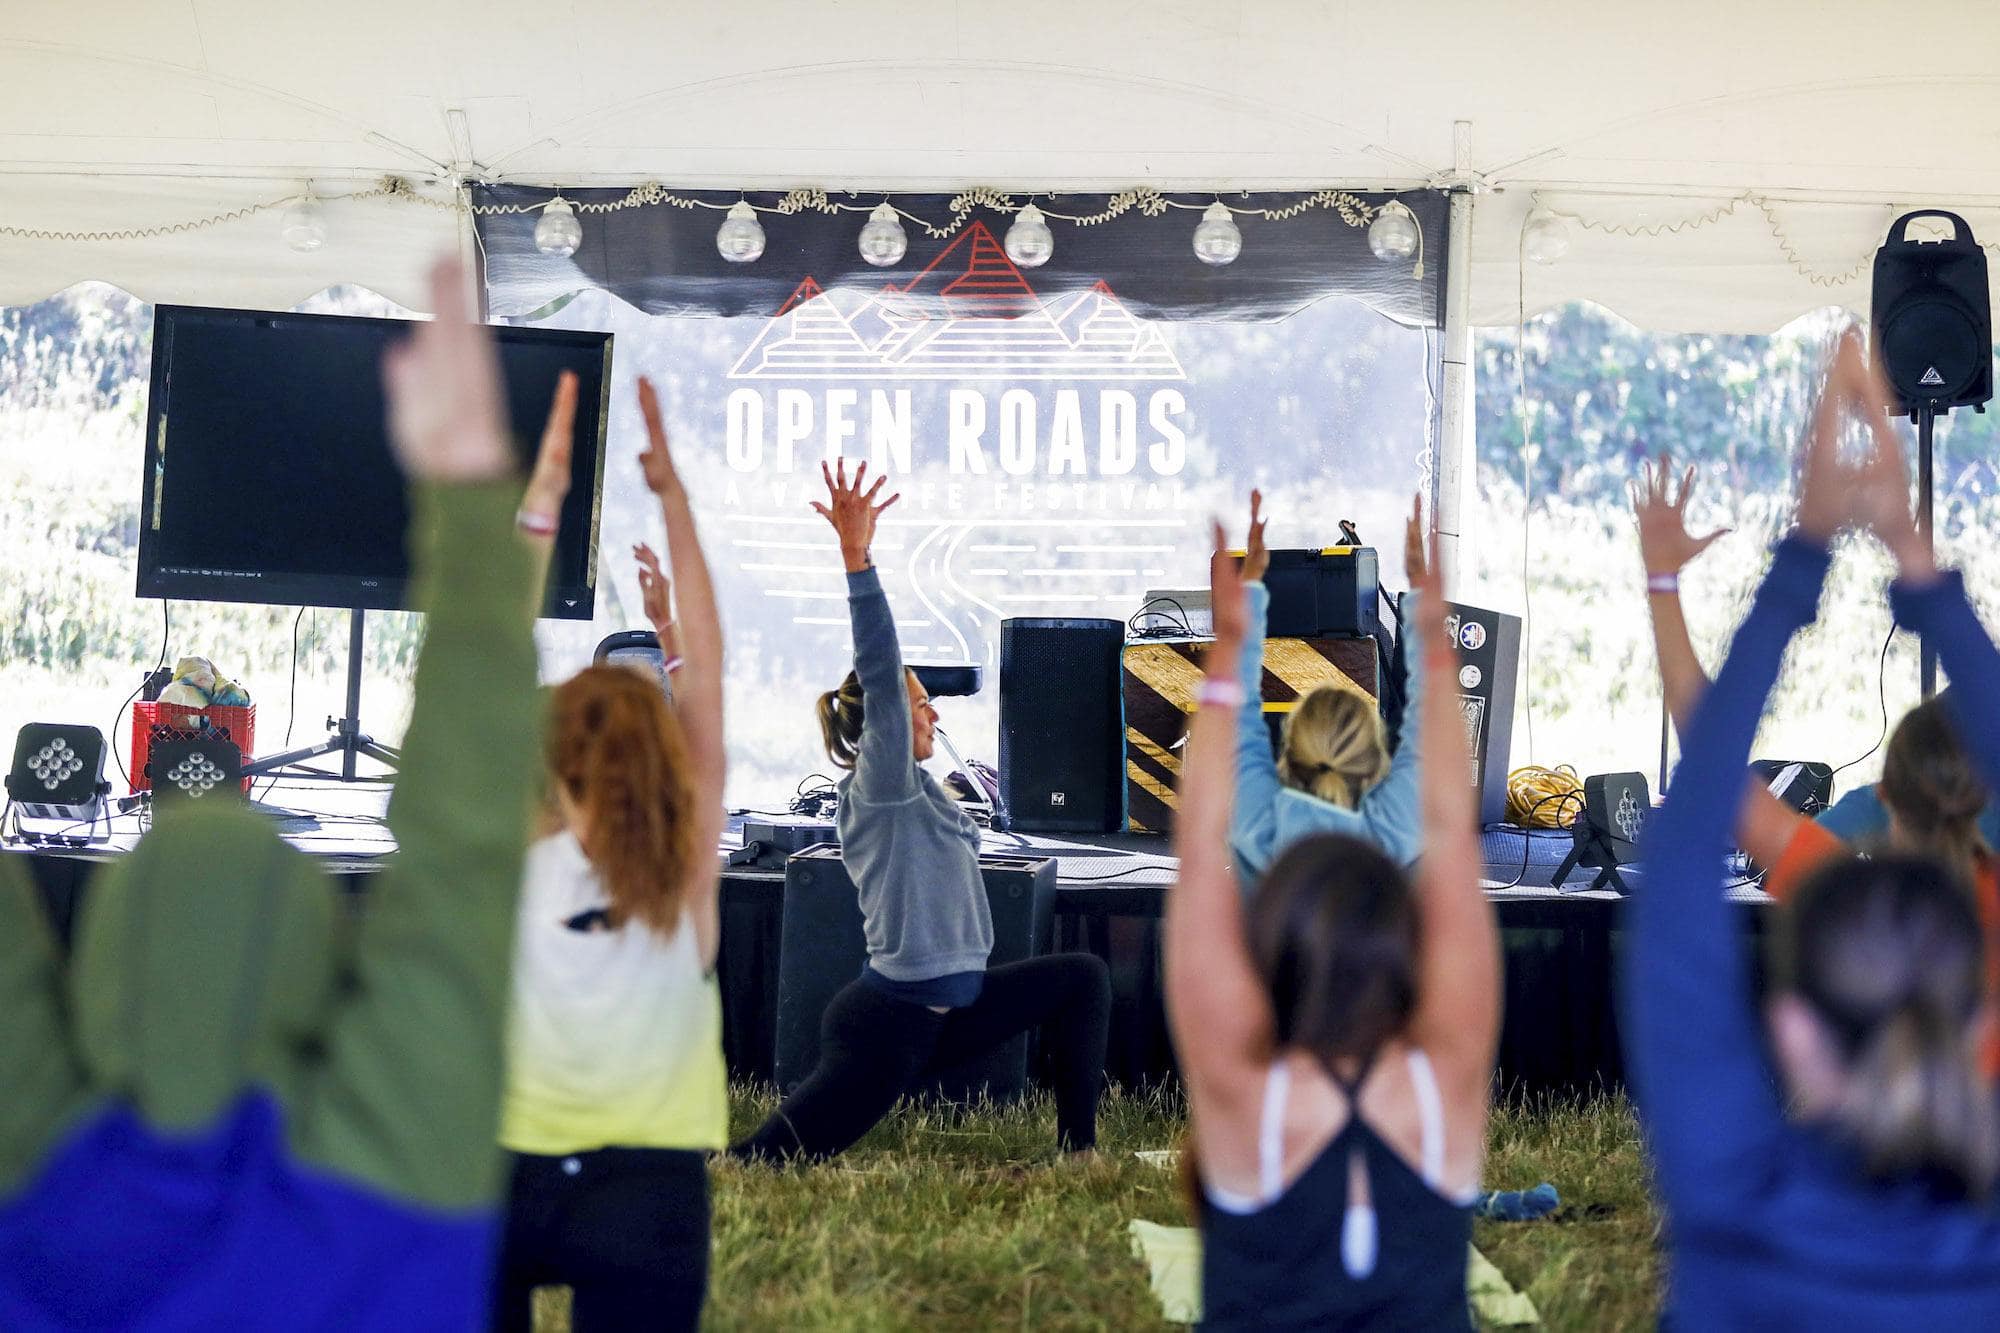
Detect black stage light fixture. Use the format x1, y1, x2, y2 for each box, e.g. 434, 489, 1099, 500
1552, 771, 1651, 895
148, 735, 245, 806
5, 724, 112, 824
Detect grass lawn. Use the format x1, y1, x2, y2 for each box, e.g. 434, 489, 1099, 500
533, 1084, 1660, 1331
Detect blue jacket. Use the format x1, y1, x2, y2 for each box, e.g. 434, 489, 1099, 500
1228, 582, 1422, 879
1625, 535, 2000, 1329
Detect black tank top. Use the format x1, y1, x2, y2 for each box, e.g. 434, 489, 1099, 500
1197, 1055, 1473, 1331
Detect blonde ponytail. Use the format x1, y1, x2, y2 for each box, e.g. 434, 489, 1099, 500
818, 671, 865, 770
1278, 686, 1389, 811
1783, 853, 2000, 1199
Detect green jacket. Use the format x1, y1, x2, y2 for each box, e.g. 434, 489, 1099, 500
0, 482, 542, 1325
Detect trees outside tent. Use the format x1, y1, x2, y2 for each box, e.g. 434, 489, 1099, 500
3, 285, 1994, 805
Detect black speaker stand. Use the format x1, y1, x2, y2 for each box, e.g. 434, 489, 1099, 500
241, 609, 401, 783
1917, 405, 1938, 699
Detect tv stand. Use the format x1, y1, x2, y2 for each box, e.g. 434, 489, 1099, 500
242, 609, 401, 783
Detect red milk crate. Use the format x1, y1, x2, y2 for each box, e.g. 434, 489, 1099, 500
130, 700, 257, 794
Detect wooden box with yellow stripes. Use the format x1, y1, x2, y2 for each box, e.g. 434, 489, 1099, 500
1122, 637, 1379, 833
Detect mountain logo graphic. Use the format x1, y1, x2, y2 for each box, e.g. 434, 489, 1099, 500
728, 222, 1186, 382
1920, 366, 1946, 387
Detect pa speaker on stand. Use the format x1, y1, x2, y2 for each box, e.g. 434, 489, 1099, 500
1872, 209, 1993, 697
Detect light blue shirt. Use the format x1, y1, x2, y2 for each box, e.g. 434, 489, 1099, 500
1227, 581, 1423, 882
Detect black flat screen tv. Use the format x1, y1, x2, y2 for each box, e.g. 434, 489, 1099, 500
136, 305, 611, 618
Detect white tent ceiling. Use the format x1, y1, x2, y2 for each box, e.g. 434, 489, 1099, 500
4, 1, 1999, 331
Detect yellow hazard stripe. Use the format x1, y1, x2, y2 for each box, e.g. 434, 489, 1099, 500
1126, 757, 1176, 807
1126, 728, 1181, 775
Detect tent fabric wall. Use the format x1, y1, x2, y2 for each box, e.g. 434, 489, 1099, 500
3, 2, 2000, 331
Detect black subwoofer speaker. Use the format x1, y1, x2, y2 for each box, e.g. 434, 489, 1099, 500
773, 848, 1057, 1100
999, 617, 1125, 833
1872, 210, 1992, 416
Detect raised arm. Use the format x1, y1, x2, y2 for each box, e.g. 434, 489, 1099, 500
634, 542, 683, 669
1632, 455, 1805, 870
812, 459, 910, 802
1354, 507, 1432, 867
301, 259, 555, 1211
637, 378, 726, 971
1167, 524, 1278, 1126
1624, 332, 1868, 1218
0, 858, 88, 1199
1227, 491, 1283, 876
1400, 498, 1500, 1088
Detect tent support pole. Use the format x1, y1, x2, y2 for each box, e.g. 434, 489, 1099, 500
1435, 184, 1476, 600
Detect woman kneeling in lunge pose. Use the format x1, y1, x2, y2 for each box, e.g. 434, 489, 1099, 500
1168, 498, 1496, 1331
733, 459, 1111, 1163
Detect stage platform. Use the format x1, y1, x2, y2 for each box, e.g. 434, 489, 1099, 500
8, 777, 1771, 1096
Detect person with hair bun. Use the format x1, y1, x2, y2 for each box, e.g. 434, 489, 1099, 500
1627, 330, 2000, 1327
491, 378, 728, 1332
1229, 491, 1427, 879
732, 458, 1111, 1164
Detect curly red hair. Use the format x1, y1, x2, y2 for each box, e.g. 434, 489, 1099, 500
544, 664, 703, 938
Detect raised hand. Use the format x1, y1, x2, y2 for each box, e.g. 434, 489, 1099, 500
1405, 491, 1433, 587
1795, 327, 1873, 544
1210, 519, 1250, 648
810, 458, 899, 572
1630, 453, 1729, 576
381, 258, 514, 484
1241, 490, 1271, 583
636, 377, 683, 499
1848, 346, 1926, 571
519, 369, 577, 526
634, 542, 674, 631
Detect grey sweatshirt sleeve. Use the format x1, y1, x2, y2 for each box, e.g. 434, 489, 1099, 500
847, 566, 917, 802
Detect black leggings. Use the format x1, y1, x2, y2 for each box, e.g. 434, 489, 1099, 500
491, 1145, 708, 1333
733, 953, 1112, 1162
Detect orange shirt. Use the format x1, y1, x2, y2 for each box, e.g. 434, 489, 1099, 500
1766, 820, 2000, 1076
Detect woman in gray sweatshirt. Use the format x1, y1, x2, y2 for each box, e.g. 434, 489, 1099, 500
732, 460, 1110, 1162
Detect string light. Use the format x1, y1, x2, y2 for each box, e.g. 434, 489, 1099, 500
1191, 202, 1242, 266
533, 196, 582, 258
1522, 211, 1569, 265
715, 200, 766, 263
1003, 202, 1054, 268
857, 202, 908, 267
280, 190, 326, 253
1367, 200, 1419, 262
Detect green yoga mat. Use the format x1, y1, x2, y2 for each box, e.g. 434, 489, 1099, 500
1126, 1220, 1540, 1327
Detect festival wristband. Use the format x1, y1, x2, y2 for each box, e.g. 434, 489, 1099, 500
1645, 572, 1679, 595
515, 508, 558, 537
1197, 678, 1247, 709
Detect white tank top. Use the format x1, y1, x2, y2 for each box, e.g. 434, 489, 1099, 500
500, 832, 727, 1154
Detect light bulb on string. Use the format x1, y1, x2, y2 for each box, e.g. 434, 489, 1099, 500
858, 203, 908, 267
1523, 211, 1570, 265
534, 197, 583, 258
1004, 203, 1054, 268
281, 192, 326, 253
1367, 200, 1419, 262
716, 201, 766, 263
1192, 202, 1242, 266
